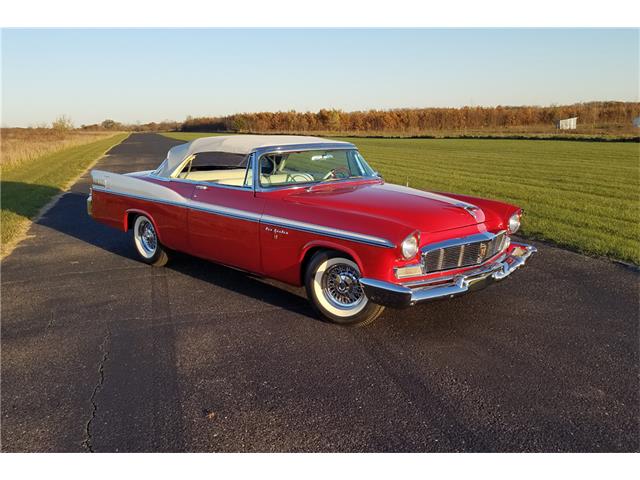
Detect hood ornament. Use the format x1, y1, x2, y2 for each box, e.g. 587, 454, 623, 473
457, 203, 480, 220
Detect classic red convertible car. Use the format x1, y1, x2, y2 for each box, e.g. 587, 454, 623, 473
88, 135, 535, 326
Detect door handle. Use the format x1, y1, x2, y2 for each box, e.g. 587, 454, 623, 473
195, 185, 208, 190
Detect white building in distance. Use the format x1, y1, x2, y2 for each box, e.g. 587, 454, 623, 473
556, 117, 578, 130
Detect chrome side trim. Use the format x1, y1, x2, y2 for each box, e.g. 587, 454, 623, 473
189, 200, 261, 223
168, 177, 252, 191
91, 186, 394, 248
91, 185, 259, 223
260, 214, 395, 248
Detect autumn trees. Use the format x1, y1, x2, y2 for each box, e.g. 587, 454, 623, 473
180, 102, 639, 135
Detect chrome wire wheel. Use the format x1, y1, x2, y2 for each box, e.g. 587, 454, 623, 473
312, 257, 368, 317
305, 251, 384, 326
134, 216, 157, 259
322, 263, 365, 309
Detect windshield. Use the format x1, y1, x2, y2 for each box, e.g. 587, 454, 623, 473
258, 149, 376, 188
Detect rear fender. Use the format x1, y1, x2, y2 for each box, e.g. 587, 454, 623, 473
90, 169, 187, 204
124, 209, 165, 244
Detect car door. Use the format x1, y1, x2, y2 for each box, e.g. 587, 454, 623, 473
187, 182, 265, 273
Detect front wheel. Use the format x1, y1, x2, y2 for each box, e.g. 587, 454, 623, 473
132, 214, 169, 267
304, 251, 385, 326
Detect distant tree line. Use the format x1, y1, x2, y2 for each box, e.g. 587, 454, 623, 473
180, 102, 640, 134
80, 119, 181, 132
66, 101, 639, 135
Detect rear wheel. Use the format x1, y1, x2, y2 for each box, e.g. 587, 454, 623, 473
304, 250, 385, 326
132, 215, 169, 267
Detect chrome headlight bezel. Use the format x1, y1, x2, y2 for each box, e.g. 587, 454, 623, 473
508, 212, 521, 234
401, 232, 420, 260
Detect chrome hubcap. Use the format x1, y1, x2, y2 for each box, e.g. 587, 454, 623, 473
137, 220, 157, 255
322, 263, 364, 308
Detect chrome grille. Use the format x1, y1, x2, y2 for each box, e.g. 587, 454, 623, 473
423, 232, 507, 273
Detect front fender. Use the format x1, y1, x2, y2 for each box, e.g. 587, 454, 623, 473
299, 239, 366, 274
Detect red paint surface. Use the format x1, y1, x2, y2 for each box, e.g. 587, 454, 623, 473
91, 177, 521, 287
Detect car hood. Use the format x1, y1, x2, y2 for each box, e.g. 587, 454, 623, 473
285, 181, 485, 234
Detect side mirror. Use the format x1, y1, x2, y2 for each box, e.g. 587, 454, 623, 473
374, 171, 383, 179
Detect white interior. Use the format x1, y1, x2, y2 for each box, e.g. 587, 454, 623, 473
177, 168, 315, 187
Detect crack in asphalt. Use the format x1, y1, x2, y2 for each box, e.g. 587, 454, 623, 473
46, 310, 55, 330
82, 327, 111, 453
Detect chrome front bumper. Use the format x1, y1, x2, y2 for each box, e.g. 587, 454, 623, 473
360, 243, 536, 309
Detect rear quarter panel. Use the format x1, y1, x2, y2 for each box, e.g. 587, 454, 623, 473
90, 172, 194, 252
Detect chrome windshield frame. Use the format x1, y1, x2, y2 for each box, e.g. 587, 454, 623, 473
250, 142, 380, 192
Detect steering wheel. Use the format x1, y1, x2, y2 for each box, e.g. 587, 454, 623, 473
288, 173, 312, 183
322, 166, 350, 180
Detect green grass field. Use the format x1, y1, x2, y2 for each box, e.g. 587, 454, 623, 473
163, 132, 640, 264
1, 133, 129, 256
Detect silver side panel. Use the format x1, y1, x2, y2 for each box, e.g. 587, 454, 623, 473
91, 170, 189, 205
90, 170, 394, 248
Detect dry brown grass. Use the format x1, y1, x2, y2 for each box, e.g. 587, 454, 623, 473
1, 128, 121, 170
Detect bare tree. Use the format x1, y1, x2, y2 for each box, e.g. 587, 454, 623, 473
52, 115, 74, 131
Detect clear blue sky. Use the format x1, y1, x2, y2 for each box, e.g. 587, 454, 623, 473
1, 28, 638, 127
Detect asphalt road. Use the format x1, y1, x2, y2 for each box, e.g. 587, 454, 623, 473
1, 133, 638, 452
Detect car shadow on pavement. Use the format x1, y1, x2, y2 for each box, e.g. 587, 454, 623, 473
34, 190, 319, 322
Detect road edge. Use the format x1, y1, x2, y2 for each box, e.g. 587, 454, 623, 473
0, 133, 131, 260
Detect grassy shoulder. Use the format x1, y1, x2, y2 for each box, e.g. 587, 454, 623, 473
1, 133, 129, 257
2, 129, 124, 169
161, 132, 639, 265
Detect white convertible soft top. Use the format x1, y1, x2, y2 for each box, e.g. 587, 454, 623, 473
158, 135, 353, 177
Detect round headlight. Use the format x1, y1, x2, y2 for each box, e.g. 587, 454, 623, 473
401, 234, 419, 259
508, 213, 521, 234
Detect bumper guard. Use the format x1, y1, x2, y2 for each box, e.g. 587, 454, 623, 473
360, 243, 536, 308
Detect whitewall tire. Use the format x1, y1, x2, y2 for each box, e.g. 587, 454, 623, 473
132, 215, 169, 267
305, 250, 385, 326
